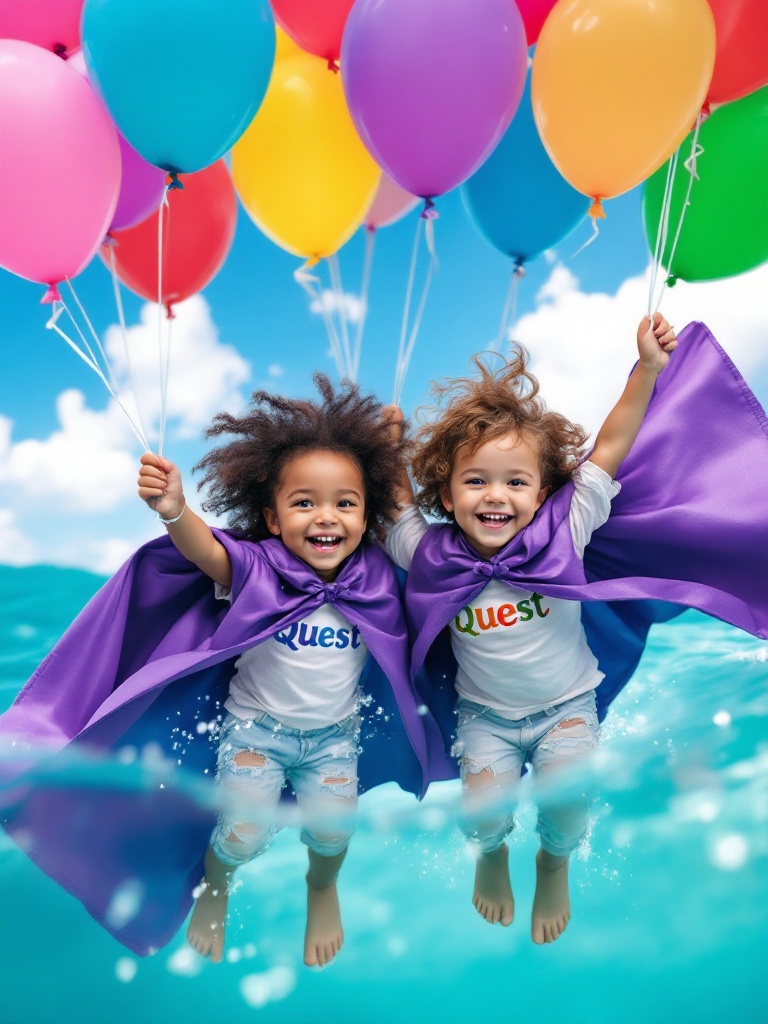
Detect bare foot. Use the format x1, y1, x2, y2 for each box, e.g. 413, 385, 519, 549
531, 849, 570, 944
473, 843, 515, 926
304, 878, 344, 967
186, 881, 228, 963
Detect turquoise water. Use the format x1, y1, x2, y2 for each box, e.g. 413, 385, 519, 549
1, 565, 766, 1024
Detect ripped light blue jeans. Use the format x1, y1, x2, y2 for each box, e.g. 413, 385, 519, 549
454, 689, 600, 857
210, 710, 360, 867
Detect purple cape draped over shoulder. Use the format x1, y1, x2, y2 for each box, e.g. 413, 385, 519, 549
0, 533, 438, 954
405, 322, 768, 781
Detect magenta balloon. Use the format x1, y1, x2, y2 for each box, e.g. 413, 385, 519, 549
110, 135, 166, 232
0, 40, 121, 286
341, 0, 527, 199
0, 0, 85, 55
516, 0, 558, 44
365, 173, 419, 230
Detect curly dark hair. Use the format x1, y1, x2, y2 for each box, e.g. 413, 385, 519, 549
412, 346, 589, 521
194, 374, 407, 542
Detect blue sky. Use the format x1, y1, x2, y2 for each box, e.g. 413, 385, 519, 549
1, 180, 766, 571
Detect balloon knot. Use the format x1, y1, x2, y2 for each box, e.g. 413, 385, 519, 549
420, 197, 438, 221
588, 197, 606, 220
40, 284, 61, 305
165, 302, 176, 320
53, 43, 68, 59
327, 58, 340, 73
365, 223, 377, 234
513, 259, 526, 279
666, 274, 678, 288
699, 101, 711, 124
166, 173, 184, 191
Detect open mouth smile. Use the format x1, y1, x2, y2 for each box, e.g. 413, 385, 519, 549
475, 513, 513, 530
307, 535, 343, 552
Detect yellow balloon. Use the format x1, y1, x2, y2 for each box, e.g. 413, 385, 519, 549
232, 52, 380, 260
531, 0, 716, 208
275, 25, 303, 62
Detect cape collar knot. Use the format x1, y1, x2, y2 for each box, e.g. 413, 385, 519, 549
472, 560, 509, 580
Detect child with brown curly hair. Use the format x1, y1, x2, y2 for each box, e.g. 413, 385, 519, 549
137, 376, 429, 968
386, 313, 677, 945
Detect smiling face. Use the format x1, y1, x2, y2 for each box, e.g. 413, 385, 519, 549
440, 430, 549, 559
262, 449, 368, 582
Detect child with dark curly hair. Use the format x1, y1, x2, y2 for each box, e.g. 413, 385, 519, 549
137, 376, 428, 968
386, 313, 677, 946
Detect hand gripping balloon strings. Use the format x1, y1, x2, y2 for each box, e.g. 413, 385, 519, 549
327, 253, 355, 380
104, 238, 150, 449
392, 206, 438, 405
493, 261, 525, 354
44, 297, 150, 452
293, 260, 347, 379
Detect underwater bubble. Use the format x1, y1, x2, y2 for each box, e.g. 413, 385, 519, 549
711, 833, 749, 871
713, 710, 732, 728
115, 958, 137, 983
240, 966, 296, 1008
166, 946, 203, 976
243, 943, 257, 958
417, 705, 429, 716
226, 947, 242, 963
116, 746, 137, 765
105, 880, 143, 929
386, 936, 407, 957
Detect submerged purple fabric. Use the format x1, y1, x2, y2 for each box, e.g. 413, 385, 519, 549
0, 534, 433, 953
406, 322, 768, 775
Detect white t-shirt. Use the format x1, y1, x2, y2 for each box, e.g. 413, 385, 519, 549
386, 461, 620, 717
216, 588, 368, 730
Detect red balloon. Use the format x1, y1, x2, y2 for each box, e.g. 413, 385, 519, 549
270, 0, 355, 63
104, 161, 236, 311
706, 0, 768, 104
516, 0, 558, 45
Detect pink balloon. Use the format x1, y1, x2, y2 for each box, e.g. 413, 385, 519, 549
516, 0, 558, 44
0, 40, 121, 287
67, 50, 166, 232
365, 174, 419, 230
0, 0, 85, 56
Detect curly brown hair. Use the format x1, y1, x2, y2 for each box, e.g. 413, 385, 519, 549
412, 347, 589, 521
194, 374, 407, 542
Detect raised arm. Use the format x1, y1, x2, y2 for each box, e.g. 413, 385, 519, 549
138, 453, 232, 588
590, 313, 677, 480
381, 404, 416, 520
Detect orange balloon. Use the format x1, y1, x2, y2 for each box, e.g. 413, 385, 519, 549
531, 0, 715, 208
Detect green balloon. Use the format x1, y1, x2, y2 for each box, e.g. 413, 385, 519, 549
642, 86, 768, 282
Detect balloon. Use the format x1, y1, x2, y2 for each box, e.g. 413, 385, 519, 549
532, 0, 716, 207
365, 175, 419, 231
275, 24, 304, 61
461, 74, 589, 265
232, 51, 379, 260
516, 0, 557, 45
0, 0, 84, 55
271, 0, 355, 64
67, 49, 166, 232
642, 86, 768, 283
706, 0, 768, 105
105, 161, 237, 309
0, 40, 120, 288
110, 136, 167, 232
82, 0, 276, 173
341, 0, 527, 199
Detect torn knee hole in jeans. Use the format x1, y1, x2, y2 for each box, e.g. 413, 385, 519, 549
321, 775, 355, 787
461, 760, 496, 779
226, 822, 259, 845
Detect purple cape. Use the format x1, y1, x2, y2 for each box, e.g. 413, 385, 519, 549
406, 322, 768, 780
0, 532, 437, 954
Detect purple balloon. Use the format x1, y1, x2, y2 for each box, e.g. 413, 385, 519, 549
341, 0, 527, 199
109, 134, 166, 232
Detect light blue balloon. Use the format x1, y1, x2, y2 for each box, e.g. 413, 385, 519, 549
82, 0, 276, 174
461, 71, 589, 265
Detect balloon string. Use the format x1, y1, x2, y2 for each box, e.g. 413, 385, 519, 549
157, 187, 171, 456
45, 299, 150, 451
651, 118, 704, 312
327, 253, 354, 379
494, 262, 524, 354
568, 211, 602, 261
293, 260, 346, 379
105, 240, 150, 449
393, 217, 436, 405
66, 277, 120, 396
647, 148, 679, 317
352, 228, 376, 382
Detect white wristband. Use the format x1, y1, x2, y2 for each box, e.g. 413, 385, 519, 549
157, 502, 186, 525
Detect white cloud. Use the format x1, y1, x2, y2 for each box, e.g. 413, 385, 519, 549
513, 261, 768, 438
0, 509, 38, 565
309, 289, 366, 325
267, 363, 285, 378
